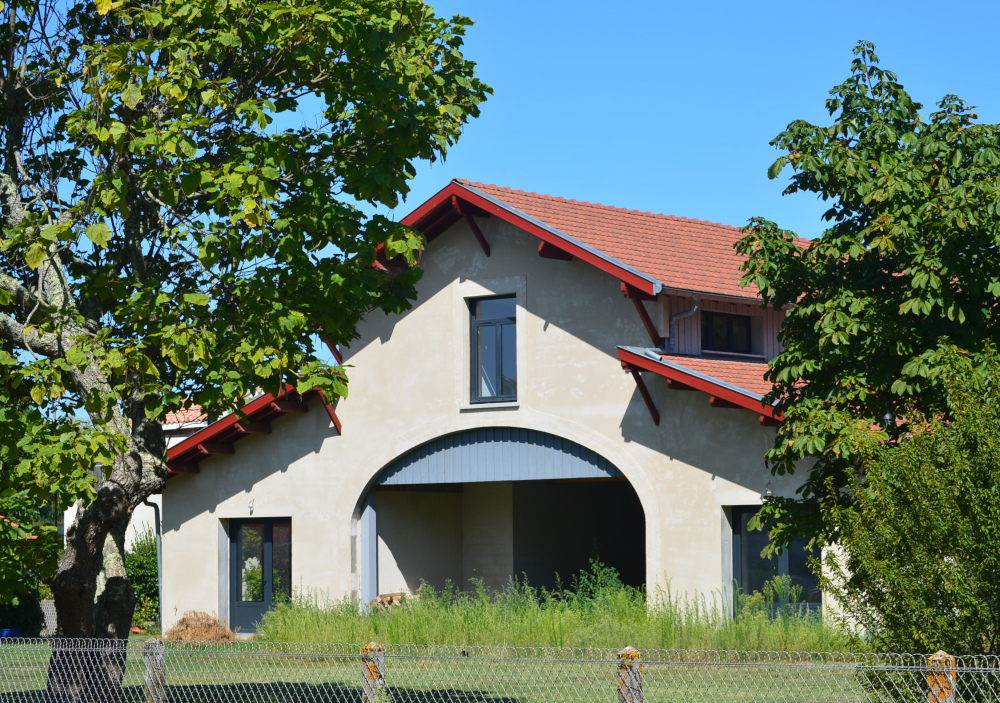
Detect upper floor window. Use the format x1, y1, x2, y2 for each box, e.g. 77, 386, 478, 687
701, 312, 752, 354
470, 296, 516, 403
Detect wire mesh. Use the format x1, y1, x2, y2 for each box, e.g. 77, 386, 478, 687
0, 639, 996, 703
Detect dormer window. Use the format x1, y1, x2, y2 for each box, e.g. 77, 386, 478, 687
470, 296, 516, 403
701, 312, 752, 355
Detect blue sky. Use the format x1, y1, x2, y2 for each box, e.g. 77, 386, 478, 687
368, 0, 1000, 239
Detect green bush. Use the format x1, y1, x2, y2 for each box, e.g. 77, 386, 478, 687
824, 351, 1000, 655
124, 525, 159, 625
0, 591, 44, 637
257, 559, 848, 651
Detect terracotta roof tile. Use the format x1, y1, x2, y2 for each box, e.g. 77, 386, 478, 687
658, 353, 773, 397
164, 406, 207, 425
457, 180, 798, 300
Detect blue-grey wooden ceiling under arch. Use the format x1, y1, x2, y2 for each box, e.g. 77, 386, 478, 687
376, 427, 623, 485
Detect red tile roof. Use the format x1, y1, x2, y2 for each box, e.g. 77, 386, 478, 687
164, 406, 207, 425
657, 353, 773, 398
618, 346, 780, 420
457, 180, 768, 300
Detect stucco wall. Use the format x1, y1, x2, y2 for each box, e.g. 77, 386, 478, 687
377, 489, 463, 593
462, 482, 513, 591
160, 212, 804, 631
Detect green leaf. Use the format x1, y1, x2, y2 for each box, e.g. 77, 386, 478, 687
85, 223, 112, 248
24, 243, 46, 270
29, 385, 44, 405
182, 293, 210, 306
121, 83, 142, 109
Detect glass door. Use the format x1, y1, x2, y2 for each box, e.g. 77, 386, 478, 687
230, 519, 291, 633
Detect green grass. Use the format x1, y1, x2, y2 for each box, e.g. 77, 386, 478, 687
257, 561, 852, 652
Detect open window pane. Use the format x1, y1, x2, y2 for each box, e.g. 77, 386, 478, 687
731, 316, 751, 353
711, 316, 729, 350
238, 523, 265, 603
703, 312, 754, 353
477, 325, 498, 397
272, 523, 293, 604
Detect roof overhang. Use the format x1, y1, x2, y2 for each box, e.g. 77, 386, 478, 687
401, 181, 664, 297
165, 385, 340, 477
617, 346, 781, 425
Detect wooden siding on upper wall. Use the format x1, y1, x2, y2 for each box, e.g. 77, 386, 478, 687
660, 295, 784, 360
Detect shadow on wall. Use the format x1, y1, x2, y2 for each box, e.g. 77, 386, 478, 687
162, 401, 338, 534
618, 380, 779, 497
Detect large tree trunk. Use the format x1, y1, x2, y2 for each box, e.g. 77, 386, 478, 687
46, 492, 137, 703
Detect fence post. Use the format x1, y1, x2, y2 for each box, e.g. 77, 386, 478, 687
361, 642, 386, 703
142, 638, 166, 703
617, 646, 643, 703
927, 651, 956, 703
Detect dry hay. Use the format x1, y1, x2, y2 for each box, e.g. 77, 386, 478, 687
164, 611, 237, 642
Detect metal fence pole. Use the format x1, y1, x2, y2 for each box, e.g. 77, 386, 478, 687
928, 651, 956, 703
617, 646, 643, 703
142, 639, 166, 703
361, 641, 386, 703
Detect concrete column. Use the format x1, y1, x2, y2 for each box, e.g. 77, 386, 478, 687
462, 482, 514, 591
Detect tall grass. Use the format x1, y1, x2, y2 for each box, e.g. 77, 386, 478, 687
256, 560, 852, 652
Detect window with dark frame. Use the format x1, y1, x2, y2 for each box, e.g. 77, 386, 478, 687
470, 296, 516, 403
701, 312, 752, 354
731, 507, 821, 613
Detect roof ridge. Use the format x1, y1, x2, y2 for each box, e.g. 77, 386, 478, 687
454, 179, 743, 231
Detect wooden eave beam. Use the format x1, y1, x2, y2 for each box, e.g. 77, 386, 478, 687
452, 195, 490, 257
271, 399, 309, 413
235, 421, 272, 434
709, 396, 742, 409
538, 241, 573, 260
622, 283, 664, 347
167, 463, 200, 474
198, 442, 235, 455
759, 414, 781, 427
667, 378, 696, 391
629, 368, 660, 426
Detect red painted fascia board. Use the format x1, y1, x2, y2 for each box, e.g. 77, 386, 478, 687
167, 387, 293, 465
617, 348, 779, 420
402, 182, 659, 297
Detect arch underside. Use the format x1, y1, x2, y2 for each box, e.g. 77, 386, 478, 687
360, 427, 645, 603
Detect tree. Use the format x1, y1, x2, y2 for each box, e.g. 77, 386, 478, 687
824, 350, 1000, 655
0, 0, 489, 665
735, 41, 1000, 552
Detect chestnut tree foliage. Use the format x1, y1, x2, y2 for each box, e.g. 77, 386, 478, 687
824, 350, 1000, 654
0, 0, 490, 640
736, 42, 1000, 552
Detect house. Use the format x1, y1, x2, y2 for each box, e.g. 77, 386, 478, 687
159, 179, 818, 633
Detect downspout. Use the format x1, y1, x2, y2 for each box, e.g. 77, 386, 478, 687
666, 298, 699, 352
142, 498, 163, 630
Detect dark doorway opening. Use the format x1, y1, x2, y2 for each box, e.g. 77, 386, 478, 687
513, 479, 645, 591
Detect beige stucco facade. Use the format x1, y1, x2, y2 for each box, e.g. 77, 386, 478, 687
161, 214, 805, 631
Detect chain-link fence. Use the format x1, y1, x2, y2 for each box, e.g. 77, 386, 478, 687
0, 639, 993, 703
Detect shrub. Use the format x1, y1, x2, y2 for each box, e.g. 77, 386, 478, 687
824, 352, 1000, 654
0, 591, 43, 636
124, 525, 158, 625
165, 611, 236, 642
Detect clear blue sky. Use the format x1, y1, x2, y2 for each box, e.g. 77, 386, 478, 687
371, 0, 1000, 239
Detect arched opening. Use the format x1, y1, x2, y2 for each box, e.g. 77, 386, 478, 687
357, 427, 645, 602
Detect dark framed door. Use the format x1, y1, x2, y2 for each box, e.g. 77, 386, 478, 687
230, 519, 292, 633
